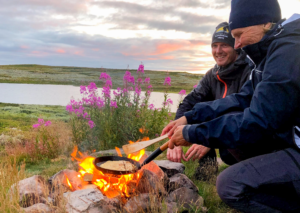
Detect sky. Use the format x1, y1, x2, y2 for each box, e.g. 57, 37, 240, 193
0, 0, 299, 74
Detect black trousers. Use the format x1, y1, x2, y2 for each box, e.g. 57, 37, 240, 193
217, 148, 300, 213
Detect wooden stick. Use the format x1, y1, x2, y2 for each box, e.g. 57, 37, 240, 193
122, 134, 169, 155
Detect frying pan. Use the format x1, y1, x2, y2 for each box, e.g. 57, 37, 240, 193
93, 141, 169, 175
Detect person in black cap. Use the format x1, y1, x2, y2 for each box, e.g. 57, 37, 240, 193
165, 22, 251, 181
163, 0, 300, 212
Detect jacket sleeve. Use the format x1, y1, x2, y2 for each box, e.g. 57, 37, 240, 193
184, 78, 253, 124
175, 70, 213, 119
183, 41, 300, 149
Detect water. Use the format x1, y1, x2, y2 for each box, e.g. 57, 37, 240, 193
0, 83, 182, 112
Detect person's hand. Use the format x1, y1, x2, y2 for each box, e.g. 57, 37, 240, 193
161, 116, 187, 137
184, 144, 211, 161
167, 146, 188, 163
168, 125, 192, 149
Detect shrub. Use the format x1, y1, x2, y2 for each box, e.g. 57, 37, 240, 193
67, 64, 173, 151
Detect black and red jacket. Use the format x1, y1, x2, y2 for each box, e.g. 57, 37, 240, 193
175, 50, 251, 119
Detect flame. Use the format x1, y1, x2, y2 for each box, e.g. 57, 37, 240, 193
70, 137, 149, 198
65, 175, 73, 191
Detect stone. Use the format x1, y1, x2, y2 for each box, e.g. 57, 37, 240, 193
10, 175, 49, 207
166, 201, 178, 213
154, 160, 185, 178
168, 173, 198, 193
136, 169, 166, 196
167, 187, 204, 211
49, 169, 83, 191
63, 188, 120, 213
138, 154, 165, 180
22, 203, 52, 213
123, 193, 162, 213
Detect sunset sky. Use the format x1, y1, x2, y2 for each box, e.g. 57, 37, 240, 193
0, 0, 299, 74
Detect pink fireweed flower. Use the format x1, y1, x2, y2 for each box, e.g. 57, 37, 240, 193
44, 121, 52, 126
137, 78, 143, 84
179, 90, 186, 95
164, 98, 173, 106
87, 82, 97, 93
66, 104, 73, 112
135, 87, 142, 96
102, 86, 111, 98
38, 118, 44, 124
110, 101, 118, 108
193, 84, 198, 88
99, 72, 111, 80
105, 79, 112, 88
147, 84, 152, 89
137, 110, 140, 112
144, 77, 150, 84
164, 77, 171, 86
149, 104, 155, 110
137, 64, 144, 74
32, 124, 40, 128
80, 85, 87, 94
88, 120, 95, 129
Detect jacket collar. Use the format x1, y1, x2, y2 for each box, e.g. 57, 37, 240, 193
242, 19, 285, 65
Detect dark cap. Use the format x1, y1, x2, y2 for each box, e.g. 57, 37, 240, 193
212, 22, 235, 48
229, 0, 281, 31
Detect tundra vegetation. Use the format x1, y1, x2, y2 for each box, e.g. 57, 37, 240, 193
0, 65, 237, 212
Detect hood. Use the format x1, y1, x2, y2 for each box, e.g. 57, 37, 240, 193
243, 13, 300, 65
212, 49, 248, 81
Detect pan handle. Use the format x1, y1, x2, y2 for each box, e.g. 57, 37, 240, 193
140, 141, 169, 167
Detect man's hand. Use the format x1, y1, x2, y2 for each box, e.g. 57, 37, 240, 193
161, 116, 187, 137
168, 125, 192, 149
185, 144, 211, 161
167, 146, 188, 163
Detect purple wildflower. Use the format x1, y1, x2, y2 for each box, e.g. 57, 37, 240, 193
110, 101, 118, 108
137, 64, 144, 74
137, 78, 143, 84
88, 120, 95, 128
87, 82, 97, 93
135, 87, 142, 96
38, 118, 44, 124
66, 104, 73, 112
44, 121, 52, 126
106, 79, 112, 88
164, 77, 171, 86
147, 85, 152, 89
149, 104, 155, 110
193, 84, 198, 88
32, 124, 40, 128
99, 72, 111, 80
80, 85, 87, 94
102, 86, 111, 98
179, 90, 186, 95
144, 77, 150, 84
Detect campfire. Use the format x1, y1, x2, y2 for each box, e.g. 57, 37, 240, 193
68, 137, 149, 199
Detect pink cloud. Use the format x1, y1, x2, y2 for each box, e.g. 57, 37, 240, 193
56, 49, 66, 54
20, 45, 29, 49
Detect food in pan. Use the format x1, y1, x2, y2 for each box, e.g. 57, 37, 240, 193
100, 160, 137, 171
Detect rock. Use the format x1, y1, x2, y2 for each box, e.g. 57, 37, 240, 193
123, 193, 162, 213
166, 201, 178, 213
168, 173, 198, 193
10, 175, 49, 207
63, 188, 120, 213
49, 169, 83, 191
138, 154, 165, 180
154, 160, 185, 177
167, 187, 204, 211
136, 169, 166, 196
22, 203, 52, 213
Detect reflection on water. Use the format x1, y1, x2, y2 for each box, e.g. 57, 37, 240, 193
0, 83, 182, 113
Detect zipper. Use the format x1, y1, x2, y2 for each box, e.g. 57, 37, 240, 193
216, 70, 227, 98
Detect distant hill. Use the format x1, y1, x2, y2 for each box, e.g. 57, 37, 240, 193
0, 64, 203, 93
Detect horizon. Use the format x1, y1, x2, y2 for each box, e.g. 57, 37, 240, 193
0, 0, 299, 75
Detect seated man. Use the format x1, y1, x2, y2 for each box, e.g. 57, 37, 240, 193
166, 22, 251, 179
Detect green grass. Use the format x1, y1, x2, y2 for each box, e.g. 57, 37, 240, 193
0, 64, 203, 93
0, 103, 69, 134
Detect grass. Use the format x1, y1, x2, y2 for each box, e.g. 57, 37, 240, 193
0, 64, 203, 93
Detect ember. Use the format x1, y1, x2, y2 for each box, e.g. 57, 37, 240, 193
68, 137, 149, 198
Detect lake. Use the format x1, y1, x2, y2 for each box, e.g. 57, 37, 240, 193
0, 83, 183, 112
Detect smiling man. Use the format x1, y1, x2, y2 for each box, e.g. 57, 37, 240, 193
165, 22, 251, 180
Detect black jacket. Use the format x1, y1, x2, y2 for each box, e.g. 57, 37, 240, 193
183, 14, 300, 152
175, 50, 251, 119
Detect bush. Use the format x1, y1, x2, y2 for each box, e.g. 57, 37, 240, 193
67, 65, 174, 151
